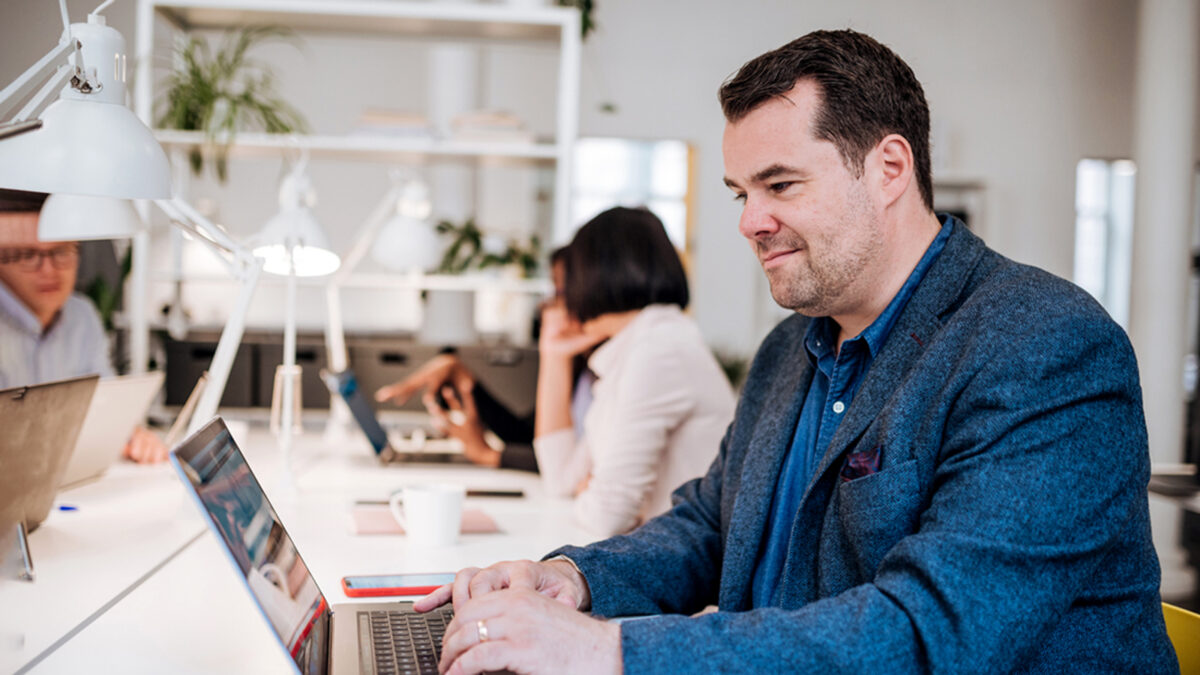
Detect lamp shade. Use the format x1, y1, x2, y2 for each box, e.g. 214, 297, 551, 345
0, 16, 170, 200
39, 193, 143, 241
252, 207, 340, 277
0, 97, 171, 199
370, 178, 440, 272
371, 213, 442, 272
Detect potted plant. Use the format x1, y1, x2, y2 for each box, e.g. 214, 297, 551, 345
156, 26, 309, 182
426, 218, 543, 345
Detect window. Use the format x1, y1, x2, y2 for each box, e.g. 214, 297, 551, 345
570, 138, 692, 252
1073, 158, 1136, 328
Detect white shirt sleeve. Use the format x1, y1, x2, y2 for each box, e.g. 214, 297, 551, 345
533, 427, 592, 499
571, 337, 695, 537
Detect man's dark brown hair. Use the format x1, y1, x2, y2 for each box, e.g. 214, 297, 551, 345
719, 29, 933, 210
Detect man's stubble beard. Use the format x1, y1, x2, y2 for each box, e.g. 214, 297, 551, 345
764, 187, 882, 317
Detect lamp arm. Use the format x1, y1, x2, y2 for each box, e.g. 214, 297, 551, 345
0, 40, 73, 122
13, 64, 73, 125
149, 197, 266, 435
187, 258, 263, 435
156, 198, 259, 269
331, 184, 402, 286
90, 0, 116, 17
322, 184, 401, 371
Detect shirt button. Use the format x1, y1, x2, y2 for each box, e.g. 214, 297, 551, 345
832, 401, 845, 414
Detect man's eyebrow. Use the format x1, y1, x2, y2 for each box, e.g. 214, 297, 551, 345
751, 164, 800, 184
724, 164, 801, 190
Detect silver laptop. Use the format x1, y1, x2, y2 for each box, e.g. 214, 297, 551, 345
0, 375, 98, 535
170, 417, 455, 675
60, 371, 165, 488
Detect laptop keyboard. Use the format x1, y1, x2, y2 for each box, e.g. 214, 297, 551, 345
362, 606, 452, 675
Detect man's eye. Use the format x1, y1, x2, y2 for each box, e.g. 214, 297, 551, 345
769, 181, 794, 193
732, 193, 747, 204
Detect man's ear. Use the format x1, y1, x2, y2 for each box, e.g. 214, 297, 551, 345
870, 134, 915, 208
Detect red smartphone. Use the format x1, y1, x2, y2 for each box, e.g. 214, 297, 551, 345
341, 572, 456, 598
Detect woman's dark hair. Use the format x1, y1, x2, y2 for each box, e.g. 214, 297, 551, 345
718, 29, 933, 211
563, 206, 688, 323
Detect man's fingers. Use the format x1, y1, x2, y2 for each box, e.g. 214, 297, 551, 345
505, 562, 542, 593
444, 640, 513, 675
450, 567, 482, 611
414, 584, 453, 612
466, 567, 509, 606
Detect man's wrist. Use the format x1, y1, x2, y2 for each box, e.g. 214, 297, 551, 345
544, 555, 592, 611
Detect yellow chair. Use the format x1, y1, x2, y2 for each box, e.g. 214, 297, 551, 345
1164, 602, 1200, 674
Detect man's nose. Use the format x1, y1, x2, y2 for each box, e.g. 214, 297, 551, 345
738, 197, 780, 241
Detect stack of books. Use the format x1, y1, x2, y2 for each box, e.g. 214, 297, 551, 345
450, 110, 536, 143
351, 108, 434, 139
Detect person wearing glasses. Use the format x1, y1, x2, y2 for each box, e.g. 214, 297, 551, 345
0, 188, 166, 463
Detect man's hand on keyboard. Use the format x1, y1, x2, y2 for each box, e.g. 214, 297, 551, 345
414, 558, 591, 615
436, 587, 620, 675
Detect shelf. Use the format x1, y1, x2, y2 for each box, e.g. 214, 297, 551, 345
151, 0, 578, 42
153, 129, 560, 165
933, 175, 986, 191
150, 271, 554, 294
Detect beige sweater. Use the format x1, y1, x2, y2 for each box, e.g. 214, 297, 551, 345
533, 305, 736, 537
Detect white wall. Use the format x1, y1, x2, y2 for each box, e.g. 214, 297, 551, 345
0, 0, 1171, 357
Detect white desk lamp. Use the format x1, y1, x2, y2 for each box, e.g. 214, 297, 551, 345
38, 193, 143, 240
323, 173, 439, 435
0, 0, 264, 439
252, 153, 340, 476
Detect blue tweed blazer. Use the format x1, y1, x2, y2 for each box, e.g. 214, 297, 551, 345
553, 221, 1177, 673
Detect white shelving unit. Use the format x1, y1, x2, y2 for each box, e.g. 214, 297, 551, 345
127, 0, 581, 366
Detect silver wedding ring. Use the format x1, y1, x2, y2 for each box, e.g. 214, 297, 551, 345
476, 619, 489, 643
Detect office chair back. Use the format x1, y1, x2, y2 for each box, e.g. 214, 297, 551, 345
1163, 602, 1200, 674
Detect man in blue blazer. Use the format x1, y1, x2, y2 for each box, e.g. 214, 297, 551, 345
422, 29, 1177, 674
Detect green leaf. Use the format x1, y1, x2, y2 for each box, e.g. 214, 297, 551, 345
155, 26, 309, 182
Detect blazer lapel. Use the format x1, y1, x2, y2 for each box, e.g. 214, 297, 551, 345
719, 334, 813, 611
804, 222, 989, 496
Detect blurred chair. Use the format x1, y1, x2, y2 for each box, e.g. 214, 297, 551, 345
1163, 602, 1200, 674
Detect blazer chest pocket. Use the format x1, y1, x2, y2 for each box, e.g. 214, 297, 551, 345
832, 458, 921, 578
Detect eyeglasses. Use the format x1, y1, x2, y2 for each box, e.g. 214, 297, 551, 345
0, 245, 79, 271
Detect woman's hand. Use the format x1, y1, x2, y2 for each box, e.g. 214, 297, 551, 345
539, 304, 605, 359
425, 385, 501, 468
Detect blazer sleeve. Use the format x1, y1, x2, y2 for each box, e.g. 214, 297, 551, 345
547, 422, 731, 618
571, 292, 1161, 672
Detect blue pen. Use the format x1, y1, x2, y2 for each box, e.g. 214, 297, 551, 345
57, 504, 77, 512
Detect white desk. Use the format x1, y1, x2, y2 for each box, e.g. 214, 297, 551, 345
0, 462, 203, 674
8, 424, 599, 673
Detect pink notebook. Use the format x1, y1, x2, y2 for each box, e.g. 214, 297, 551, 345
349, 503, 501, 535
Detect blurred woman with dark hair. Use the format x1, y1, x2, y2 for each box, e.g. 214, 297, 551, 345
535, 206, 734, 537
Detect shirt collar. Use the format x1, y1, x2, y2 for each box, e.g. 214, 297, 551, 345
803, 214, 955, 362
0, 280, 46, 337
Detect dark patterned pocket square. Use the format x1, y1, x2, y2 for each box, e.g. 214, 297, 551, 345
840, 444, 882, 482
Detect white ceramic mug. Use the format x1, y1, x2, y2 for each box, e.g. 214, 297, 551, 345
389, 483, 465, 547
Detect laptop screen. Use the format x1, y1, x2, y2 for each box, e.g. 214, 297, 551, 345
320, 369, 389, 455
172, 420, 330, 675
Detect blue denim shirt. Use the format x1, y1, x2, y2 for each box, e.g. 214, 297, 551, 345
752, 216, 953, 607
